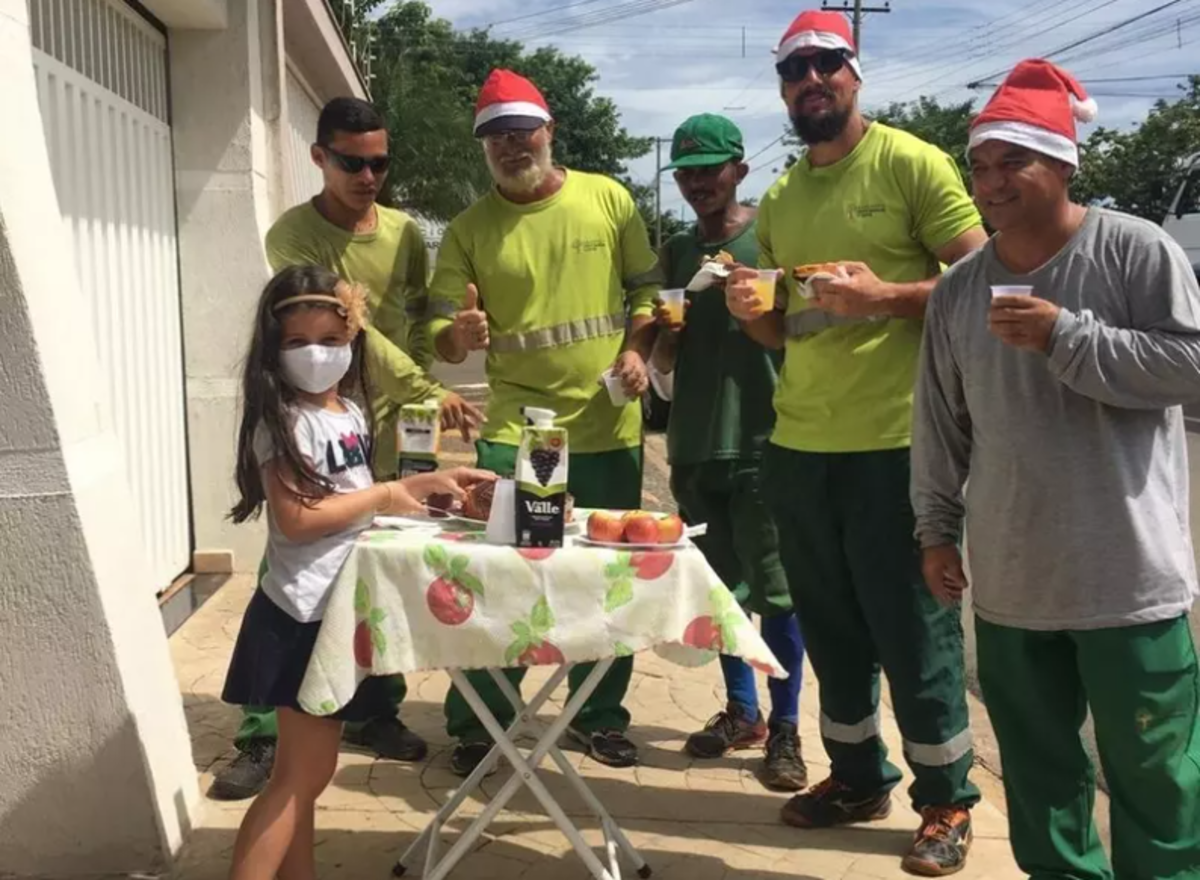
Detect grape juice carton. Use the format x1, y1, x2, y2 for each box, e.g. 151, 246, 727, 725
516, 406, 568, 548
396, 402, 440, 477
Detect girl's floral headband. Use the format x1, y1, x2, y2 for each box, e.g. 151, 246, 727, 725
273, 281, 369, 336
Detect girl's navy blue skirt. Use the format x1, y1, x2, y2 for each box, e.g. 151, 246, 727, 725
222, 586, 378, 722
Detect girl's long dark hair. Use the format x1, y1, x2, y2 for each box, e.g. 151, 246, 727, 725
230, 265, 374, 523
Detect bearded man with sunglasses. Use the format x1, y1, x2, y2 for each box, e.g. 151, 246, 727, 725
209, 97, 479, 801
724, 10, 988, 876
428, 69, 661, 777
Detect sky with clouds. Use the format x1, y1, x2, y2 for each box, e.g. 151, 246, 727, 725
422, 0, 1198, 216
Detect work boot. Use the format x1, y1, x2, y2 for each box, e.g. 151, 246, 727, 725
208, 740, 275, 801
685, 703, 768, 758
450, 741, 495, 778
780, 776, 893, 828
761, 720, 808, 791
342, 717, 428, 762
901, 805, 973, 877
568, 727, 638, 767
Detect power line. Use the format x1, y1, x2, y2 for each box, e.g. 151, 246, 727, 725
507, 0, 696, 41
487, 0, 609, 29
869, 0, 1122, 99
744, 133, 787, 164
855, 0, 1089, 83
1052, 7, 1200, 67
968, 0, 1192, 86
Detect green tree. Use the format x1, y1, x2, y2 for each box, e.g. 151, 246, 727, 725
1074, 77, 1200, 223
363, 2, 660, 224
872, 97, 976, 181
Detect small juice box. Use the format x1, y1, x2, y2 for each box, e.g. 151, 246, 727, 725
396, 402, 440, 477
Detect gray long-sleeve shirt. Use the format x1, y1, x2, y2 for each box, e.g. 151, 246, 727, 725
912, 208, 1200, 630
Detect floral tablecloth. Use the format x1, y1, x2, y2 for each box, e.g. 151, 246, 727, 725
297, 522, 785, 715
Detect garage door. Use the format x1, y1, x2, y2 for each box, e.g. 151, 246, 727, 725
29, 0, 191, 594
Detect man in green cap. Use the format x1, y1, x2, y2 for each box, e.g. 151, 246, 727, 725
649, 114, 808, 791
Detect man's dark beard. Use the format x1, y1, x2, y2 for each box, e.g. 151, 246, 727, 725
790, 103, 851, 145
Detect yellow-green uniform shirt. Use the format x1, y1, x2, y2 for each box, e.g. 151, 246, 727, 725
428, 170, 660, 453
758, 122, 981, 452
265, 201, 445, 476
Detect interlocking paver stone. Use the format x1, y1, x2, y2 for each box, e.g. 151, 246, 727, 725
168, 575, 1024, 879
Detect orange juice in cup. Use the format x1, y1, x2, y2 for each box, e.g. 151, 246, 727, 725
660, 288, 686, 325
752, 269, 780, 314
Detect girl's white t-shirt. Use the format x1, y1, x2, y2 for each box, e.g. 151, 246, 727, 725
253, 400, 374, 622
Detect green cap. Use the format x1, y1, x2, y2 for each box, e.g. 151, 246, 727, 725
664, 114, 745, 170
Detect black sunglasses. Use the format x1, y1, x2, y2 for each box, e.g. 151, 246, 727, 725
775, 50, 848, 83
318, 145, 391, 175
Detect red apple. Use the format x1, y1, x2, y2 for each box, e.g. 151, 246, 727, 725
623, 512, 661, 545
588, 510, 625, 543
657, 513, 684, 544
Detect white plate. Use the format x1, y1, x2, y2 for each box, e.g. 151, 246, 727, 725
373, 515, 441, 530
573, 536, 689, 551
434, 512, 582, 533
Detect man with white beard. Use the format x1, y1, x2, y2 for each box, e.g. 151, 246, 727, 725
428, 69, 661, 777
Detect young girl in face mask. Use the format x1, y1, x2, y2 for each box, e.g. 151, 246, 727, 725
221, 265, 495, 879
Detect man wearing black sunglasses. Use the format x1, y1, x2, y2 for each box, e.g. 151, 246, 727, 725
210, 97, 482, 802
724, 8, 989, 877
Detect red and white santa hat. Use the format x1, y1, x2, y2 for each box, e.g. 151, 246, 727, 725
473, 69, 553, 137
968, 59, 1097, 167
775, 10, 862, 80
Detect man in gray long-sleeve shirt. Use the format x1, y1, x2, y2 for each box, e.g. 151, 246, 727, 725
912, 59, 1200, 880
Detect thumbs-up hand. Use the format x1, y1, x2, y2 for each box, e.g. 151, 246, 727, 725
451, 283, 489, 353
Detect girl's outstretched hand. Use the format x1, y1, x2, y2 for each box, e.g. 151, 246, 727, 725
399, 467, 498, 504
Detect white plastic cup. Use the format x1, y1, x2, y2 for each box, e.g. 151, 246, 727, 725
991, 285, 1034, 299
659, 287, 686, 325
485, 478, 516, 545
752, 269, 780, 313
602, 368, 631, 406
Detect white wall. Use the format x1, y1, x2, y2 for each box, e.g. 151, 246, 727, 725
0, 0, 199, 871
172, 0, 280, 572
176, 0, 366, 573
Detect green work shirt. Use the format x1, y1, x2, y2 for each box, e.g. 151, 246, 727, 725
757, 122, 981, 453
428, 170, 660, 453
662, 218, 781, 466
265, 201, 445, 476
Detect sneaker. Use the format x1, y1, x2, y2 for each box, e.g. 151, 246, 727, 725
450, 741, 495, 778
685, 704, 768, 759
208, 740, 275, 801
342, 717, 428, 762
567, 727, 638, 768
901, 806, 973, 877
761, 721, 808, 792
780, 776, 892, 828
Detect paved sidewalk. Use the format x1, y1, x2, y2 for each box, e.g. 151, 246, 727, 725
168, 575, 1023, 880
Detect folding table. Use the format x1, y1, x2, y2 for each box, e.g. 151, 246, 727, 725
297, 520, 786, 880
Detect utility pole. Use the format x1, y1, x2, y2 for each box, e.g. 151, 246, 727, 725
652, 136, 672, 249
821, 0, 891, 59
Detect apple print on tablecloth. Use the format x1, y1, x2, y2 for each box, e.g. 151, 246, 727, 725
423, 544, 484, 626
681, 586, 739, 653
517, 547, 556, 562
353, 578, 388, 669
602, 550, 676, 612
506, 597, 564, 666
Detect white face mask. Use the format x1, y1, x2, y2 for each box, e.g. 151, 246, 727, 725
279, 344, 353, 394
